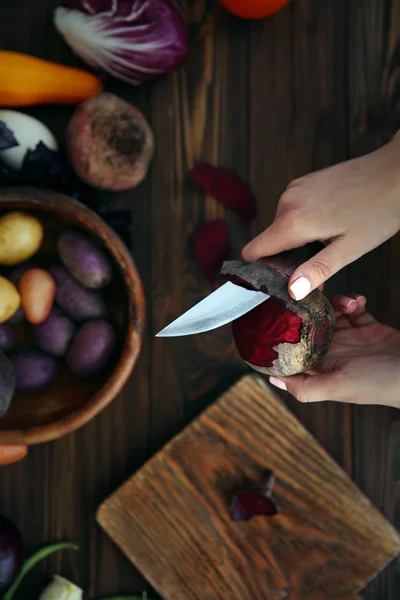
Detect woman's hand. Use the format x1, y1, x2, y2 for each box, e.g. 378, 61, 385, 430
269, 295, 400, 409
243, 135, 400, 301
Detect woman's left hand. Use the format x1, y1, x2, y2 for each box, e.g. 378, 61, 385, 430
269, 295, 400, 409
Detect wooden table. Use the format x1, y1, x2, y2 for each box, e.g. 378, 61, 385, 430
0, 1, 399, 599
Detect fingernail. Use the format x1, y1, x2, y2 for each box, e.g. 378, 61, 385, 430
339, 297, 357, 308
290, 277, 311, 301
269, 377, 287, 391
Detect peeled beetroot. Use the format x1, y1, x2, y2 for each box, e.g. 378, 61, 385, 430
221, 246, 335, 377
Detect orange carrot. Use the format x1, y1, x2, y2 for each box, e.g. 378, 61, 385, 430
0, 445, 28, 465
0, 51, 103, 107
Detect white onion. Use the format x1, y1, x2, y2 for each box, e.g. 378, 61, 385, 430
0, 111, 58, 170
38, 575, 83, 600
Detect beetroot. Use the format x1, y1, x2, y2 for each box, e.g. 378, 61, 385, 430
230, 470, 277, 522
189, 163, 256, 223
221, 246, 335, 377
192, 220, 230, 281
66, 92, 154, 191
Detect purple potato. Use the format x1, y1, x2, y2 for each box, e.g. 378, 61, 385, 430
49, 266, 108, 322
32, 308, 76, 357
12, 351, 58, 393
0, 352, 15, 418
0, 323, 14, 353
7, 306, 24, 325
9, 261, 38, 287
67, 320, 116, 377
58, 229, 112, 289
0, 515, 24, 594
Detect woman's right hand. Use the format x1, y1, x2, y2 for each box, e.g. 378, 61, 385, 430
243, 134, 400, 300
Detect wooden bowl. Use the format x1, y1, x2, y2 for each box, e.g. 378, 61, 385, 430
0, 187, 145, 448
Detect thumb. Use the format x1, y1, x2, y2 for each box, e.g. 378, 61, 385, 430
288, 239, 350, 300
269, 371, 347, 403
242, 215, 306, 262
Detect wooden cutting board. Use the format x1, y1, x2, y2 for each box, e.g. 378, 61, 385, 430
97, 375, 400, 600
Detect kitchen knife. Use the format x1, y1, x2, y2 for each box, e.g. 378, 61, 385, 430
156, 281, 270, 337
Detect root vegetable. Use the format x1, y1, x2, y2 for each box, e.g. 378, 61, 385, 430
58, 228, 112, 289
0, 277, 20, 324
33, 308, 76, 357
19, 269, 56, 324
67, 320, 116, 377
0, 212, 43, 266
49, 266, 108, 322
0, 352, 15, 419
221, 249, 335, 377
66, 92, 154, 191
12, 351, 59, 393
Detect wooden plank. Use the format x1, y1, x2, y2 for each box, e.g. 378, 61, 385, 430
98, 375, 400, 600
347, 2, 400, 599
248, 0, 351, 473
148, 1, 248, 454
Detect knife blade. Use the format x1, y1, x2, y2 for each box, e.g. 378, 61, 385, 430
156, 281, 270, 337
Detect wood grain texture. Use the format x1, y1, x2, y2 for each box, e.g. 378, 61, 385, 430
0, 1, 399, 598
98, 375, 400, 600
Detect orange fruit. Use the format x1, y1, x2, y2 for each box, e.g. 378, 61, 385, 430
219, 0, 290, 20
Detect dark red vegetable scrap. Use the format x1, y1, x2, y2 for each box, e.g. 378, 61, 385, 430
230, 470, 277, 522
189, 163, 256, 223
193, 220, 230, 281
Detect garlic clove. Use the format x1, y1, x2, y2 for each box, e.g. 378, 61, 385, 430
39, 575, 83, 600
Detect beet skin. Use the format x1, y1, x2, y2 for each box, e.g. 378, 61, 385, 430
67, 92, 154, 191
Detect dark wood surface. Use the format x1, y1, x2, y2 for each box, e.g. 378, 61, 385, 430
98, 375, 400, 600
0, 1, 399, 598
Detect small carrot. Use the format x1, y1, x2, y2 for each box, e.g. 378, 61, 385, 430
0, 51, 103, 107
0, 445, 28, 465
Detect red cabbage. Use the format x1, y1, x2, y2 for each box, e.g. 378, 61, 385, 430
54, 0, 189, 85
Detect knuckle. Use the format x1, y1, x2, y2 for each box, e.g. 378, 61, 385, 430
310, 259, 332, 281
280, 206, 305, 230
295, 389, 309, 403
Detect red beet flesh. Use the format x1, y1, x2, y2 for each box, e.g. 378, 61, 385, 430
232, 297, 302, 368
221, 249, 335, 377
231, 491, 277, 522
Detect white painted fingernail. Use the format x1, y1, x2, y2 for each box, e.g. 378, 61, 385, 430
269, 377, 287, 391
290, 277, 311, 300
339, 297, 356, 308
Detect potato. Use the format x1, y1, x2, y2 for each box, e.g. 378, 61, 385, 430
33, 308, 76, 357
0, 212, 43, 265
49, 266, 108, 322
12, 351, 58, 393
67, 320, 116, 377
58, 229, 112, 289
0, 276, 20, 323
0, 323, 15, 353
19, 268, 56, 324
0, 351, 15, 418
